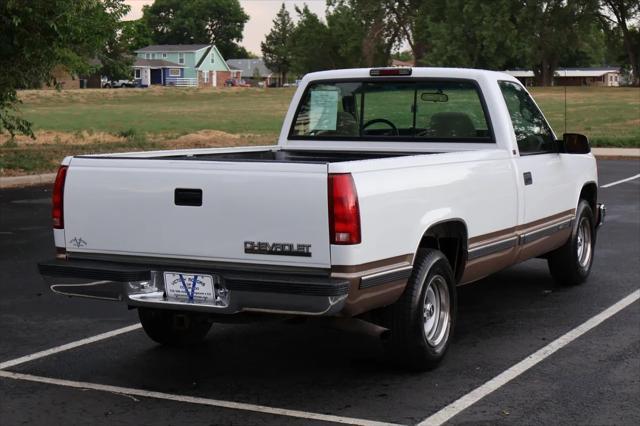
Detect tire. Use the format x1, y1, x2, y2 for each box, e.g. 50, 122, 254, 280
384, 249, 457, 371
547, 199, 595, 286
103, 83, 111, 88
138, 308, 212, 346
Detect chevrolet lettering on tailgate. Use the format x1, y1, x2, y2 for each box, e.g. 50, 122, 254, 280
244, 241, 312, 257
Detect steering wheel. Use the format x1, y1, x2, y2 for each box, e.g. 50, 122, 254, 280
362, 118, 399, 136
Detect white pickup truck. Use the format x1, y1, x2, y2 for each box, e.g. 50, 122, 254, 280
39, 68, 605, 370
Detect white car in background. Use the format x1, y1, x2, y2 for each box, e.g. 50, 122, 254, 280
102, 78, 135, 88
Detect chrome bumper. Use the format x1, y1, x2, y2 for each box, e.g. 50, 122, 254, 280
596, 203, 606, 228
38, 259, 349, 316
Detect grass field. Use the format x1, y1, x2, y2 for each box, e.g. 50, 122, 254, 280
1, 85, 638, 176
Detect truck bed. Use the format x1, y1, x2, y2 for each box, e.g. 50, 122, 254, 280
80, 149, 419, 164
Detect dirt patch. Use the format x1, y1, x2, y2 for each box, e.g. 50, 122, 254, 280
1, 129, 275, 148
1, 129, 278, 177
1, 130, 125, 146
168, 130, 274, 148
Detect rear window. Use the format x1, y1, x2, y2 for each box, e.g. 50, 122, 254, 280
290, 80, 493, 142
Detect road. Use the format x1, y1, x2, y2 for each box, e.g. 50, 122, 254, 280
0, 160, 638, 425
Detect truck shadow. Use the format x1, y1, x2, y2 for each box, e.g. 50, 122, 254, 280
92, 259, 563, 416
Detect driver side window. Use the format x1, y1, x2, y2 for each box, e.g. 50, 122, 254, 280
499, 81, 556, 155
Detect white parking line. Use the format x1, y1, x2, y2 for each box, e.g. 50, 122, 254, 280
0, 370, 401, 426
600, 173, 640, 188
418, 289, 640, 426
0, 323, 141, 370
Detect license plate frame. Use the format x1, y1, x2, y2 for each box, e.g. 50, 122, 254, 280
163, 272, 217, 303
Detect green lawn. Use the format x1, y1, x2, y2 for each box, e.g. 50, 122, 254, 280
1, 85, 638, 176
530, 87, 640, 147
19, 87, 294, 136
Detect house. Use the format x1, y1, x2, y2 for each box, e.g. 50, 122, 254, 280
133, 44, 233, 88
504, 70, 535, 87
504, 67, 621, 87
553, 67, 621, 87
49, 65, 80, 90
47, 58, 103, 89
225, 58, 279, 86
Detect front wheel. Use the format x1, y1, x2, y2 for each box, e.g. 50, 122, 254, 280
384, 249, 457, 370
138, 308, 212, 346
547, 200, 596, 286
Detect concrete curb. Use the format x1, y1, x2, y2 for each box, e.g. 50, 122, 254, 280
592, 147, 640, 161
0, 173, 56, 189
1, 148, 638, 189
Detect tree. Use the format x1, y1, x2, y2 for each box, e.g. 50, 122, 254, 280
327, 0, 401, 67
423, 0, 522, 69
290, 6, 334, 75
0, 0, 129, 137
518, 0, 601, 86
388, 0, 432, 64
599, 0, 640, 85
261, 4, 295, 85
141, 0, 249, 59
120, 19, 154, 52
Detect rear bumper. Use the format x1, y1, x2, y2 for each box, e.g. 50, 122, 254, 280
38, 259, 349, 316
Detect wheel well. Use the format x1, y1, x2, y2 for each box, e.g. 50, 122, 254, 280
580, 183, 597, 212
418, 221, 467, 283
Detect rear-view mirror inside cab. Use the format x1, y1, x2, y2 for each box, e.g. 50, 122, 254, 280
421, 92, 449, 102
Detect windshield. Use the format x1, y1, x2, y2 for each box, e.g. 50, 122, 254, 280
290, 80, 493, 142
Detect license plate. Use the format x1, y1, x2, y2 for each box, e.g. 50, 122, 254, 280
164, 272, 216, 303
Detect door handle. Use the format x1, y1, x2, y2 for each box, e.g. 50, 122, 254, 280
175, 188, 202, 206
523, 172, 533, 186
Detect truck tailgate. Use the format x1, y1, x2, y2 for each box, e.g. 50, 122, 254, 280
62, 157, 331, 268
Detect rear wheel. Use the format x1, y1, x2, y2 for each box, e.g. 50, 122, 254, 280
138, 308, 212, 346
547, 199, 595, 286
384, 249, 457, 370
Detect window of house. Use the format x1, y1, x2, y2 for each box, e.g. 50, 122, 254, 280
179, 53, 185, 64
162, 53, 167, 59
134, 69, 141, 79
169, 69, 181, 77
145, 53, 150, 59
151, 53, 156, 59
498, 81, 556, 155
290, 80, 492, 142
210, 53, 214, 63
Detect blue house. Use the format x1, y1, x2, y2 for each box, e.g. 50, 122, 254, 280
133, 44, 233, 87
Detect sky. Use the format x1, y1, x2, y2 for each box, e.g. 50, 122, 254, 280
124, 0, 327, 55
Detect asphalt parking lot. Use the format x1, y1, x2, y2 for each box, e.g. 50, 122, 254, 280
0, 159, 638, 426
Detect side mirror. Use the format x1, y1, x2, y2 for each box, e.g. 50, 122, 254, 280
561, 133, 591, 154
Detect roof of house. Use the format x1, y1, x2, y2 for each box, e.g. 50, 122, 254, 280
504, 67, 620, 78
133, 58, 184, 68
195, 46, 213, 68
504, 70, 535, 78
555, 67, 620, 77
136, 44, 211, 53
225, 59, 274, 78
391, 59, 415, 67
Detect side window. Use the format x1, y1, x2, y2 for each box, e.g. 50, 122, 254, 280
498, 81, 556, 154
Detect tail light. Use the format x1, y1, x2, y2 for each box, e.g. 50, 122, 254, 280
52, 165, 68, 229
328, 173, 361, 245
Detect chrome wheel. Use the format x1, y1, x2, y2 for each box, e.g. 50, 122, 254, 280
576, 217, 593, 268
423, 274, 450, 347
